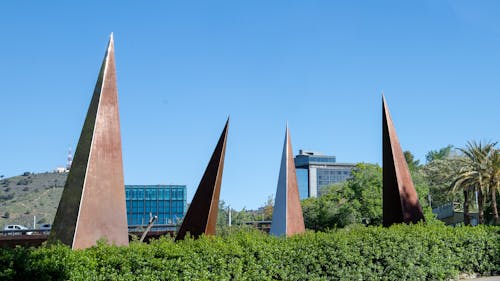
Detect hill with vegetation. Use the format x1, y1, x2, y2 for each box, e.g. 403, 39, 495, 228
0, 172, 67, 229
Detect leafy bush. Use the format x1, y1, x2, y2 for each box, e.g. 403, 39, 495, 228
0, 224, 499, 281
0, 194, 14, 201
16, 178, 32, 186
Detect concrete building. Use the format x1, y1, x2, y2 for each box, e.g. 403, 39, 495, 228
294, 150, 355, 199
125, 185, 187, 226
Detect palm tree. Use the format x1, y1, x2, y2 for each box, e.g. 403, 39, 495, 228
450, 164, 477, 225
451, 141, 497, 225
487, 148, 500, 224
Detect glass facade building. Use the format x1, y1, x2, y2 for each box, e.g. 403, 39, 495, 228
316, 168, 353, 190
296, 168, 309, 200
294, 150, 355, 199
125, 185, 187, 226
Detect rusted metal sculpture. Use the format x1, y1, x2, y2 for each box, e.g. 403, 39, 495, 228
175, 119, 229, 241
382, 95, 425, 227
270, 126, 305, 236
48, 34, 129, 249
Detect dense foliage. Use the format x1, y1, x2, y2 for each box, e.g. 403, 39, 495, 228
302, 163, 384, 230
1, 224, 499, 281
301, 162, 434, 230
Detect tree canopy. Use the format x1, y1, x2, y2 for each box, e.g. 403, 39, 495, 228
302, 163, 383, 230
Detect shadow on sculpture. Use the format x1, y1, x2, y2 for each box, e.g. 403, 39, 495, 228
48, 34, 129, 249
382, 95, 425, 227
175, 119, 229, 241
270, 126, 305, 236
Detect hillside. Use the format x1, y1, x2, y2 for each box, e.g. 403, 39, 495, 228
0, 172, 67, 229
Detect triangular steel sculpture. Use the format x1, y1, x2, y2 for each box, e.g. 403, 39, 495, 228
175, 119, 229, 241
48, 34, 129, 249
382, 95, 425, 227
270, 126, 305, 236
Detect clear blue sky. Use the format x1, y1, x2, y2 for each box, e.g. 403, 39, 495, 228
0, 1, 499, 210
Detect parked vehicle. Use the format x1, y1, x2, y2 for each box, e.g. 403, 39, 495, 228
38, 223, 51, 232
3, 224, 32, 235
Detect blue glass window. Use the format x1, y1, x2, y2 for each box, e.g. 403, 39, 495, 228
158, 201, 165, 211
125, 185, 186, 226
296, 168, 309, 199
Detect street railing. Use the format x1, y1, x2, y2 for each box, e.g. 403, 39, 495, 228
1, 224, 180, 236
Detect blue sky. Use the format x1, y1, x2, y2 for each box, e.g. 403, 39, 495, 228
0, 1, 499, 209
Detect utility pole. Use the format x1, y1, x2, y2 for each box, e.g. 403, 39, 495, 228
228, 205, 231, 226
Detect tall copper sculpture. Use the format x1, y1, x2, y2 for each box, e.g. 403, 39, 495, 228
48, 34, 129, 249
175, 119, 229, 241
382, 95, 425, 227
270, 126, 305, 236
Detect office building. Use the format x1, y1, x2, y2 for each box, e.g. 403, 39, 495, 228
295, 150, 355, 199
125, 185, 187, 226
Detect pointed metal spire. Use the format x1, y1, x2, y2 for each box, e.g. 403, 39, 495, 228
175, 119, 229, 241
270, 125, 305, 236
49, 34, 129, 249
382, 95, 425, 227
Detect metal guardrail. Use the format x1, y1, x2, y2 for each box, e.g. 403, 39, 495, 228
1, 229, 50, 236
0, 225, 178, 248
128, 224, 179, 232
0, 224, 180, 236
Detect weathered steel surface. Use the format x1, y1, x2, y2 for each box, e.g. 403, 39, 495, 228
382, 95, 425, 227
270, 126, 305, 236
175, 119, 229, 241
48, 34, 129, 249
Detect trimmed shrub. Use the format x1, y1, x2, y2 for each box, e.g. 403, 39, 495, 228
0, 224, 499, 280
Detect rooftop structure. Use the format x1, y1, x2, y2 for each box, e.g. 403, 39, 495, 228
295, 150, 355, 199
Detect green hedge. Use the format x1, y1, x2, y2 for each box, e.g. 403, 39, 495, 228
1, 224, 499, 280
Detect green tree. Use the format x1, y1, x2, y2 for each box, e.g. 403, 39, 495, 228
486, 147, 500, 224
451, 141, 497, 225
230, 207, 255, 225
302, 183, 361, 230
302, 163, 382, 230
426, 145, 453, 163
262, 195, 274, 221
404, 150, 420, 171
343, 163, 383, 225
302, 161, 434, 230
216, 200, 229, 233
411, 168, 431, 208
423, 157, 461, 208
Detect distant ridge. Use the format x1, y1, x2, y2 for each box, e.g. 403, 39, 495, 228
0, 172, 67, 228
